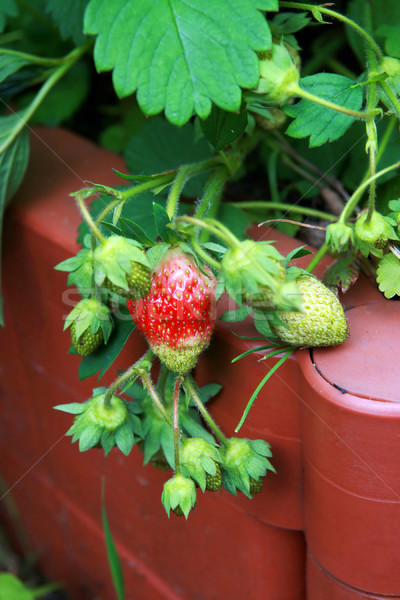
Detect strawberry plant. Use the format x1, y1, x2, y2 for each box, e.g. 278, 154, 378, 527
1, 0, 400, 524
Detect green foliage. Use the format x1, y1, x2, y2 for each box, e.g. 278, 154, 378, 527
84, 0, 276, 125
285, 74, 364, 146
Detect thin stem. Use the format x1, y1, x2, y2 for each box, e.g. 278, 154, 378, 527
195, 167, 229, 221
139, 371, 173, 428
183, 376, 229, 446
166, 166, 193, 220
0, 42, 90, 153
75, 192, 106, 243
103, 351, 154, 408
190, 237, 222, 271
305, 241, 329, 273
379, 79, 400, 119
279, 1, 383, 60
293, 84, 379, 120
173, 377, 182, 473
175, 215, 238, 249
339, 161, 400, 224
230, 201, 337, 222
363, 3, 378, 223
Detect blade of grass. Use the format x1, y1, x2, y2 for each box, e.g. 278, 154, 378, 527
235, 350, 293, 432
102, 482, 125, 600
232, 345, 292, 363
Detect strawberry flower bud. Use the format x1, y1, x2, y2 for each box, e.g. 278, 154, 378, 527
161, 474, 197, 518
221, 438, 275, 498
54, 389, 142, 456
326, 222, 354, 254
256, 43, 300, 106
180, 437, 221, 492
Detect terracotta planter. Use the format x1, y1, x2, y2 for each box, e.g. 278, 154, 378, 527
0, 127, 399, 599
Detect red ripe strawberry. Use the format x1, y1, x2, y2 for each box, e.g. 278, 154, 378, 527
127, 248, 217, 375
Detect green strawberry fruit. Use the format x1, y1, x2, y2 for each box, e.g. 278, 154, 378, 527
205, 462, 222, 492
354, 211, 398, 255
103, 260, 151, 300
180, 437, 221, 492
70, 321, 103, 356
64, 298, 113, 356
270, 274, 349, 347
249, 476, 264, 495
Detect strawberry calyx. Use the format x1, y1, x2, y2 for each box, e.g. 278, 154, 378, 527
94, 235, 151, 298
180, 437, 221, 492
220, 437, 275, 498
161, 473, 197, 519
55, 247, 93, 297
64, 298, 113, 355
326, 222, 354, 254
221, 240, 286, 306
253, 43, 300, 106
54, 389, 142, 456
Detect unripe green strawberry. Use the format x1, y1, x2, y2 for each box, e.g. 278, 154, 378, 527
256, 43, 300, 106
180, 437, 221, 492
103, 260, 151, 300
94, 235, 151, 300
354, 211, 397, 252
70, 321, 103, 356
205, 462, 222, 492
221, 437, 275, 497
161, 473, 197, 519
127, 248, 217, 375
64, 298, 113, 356
270, 274, 349, 347
249, 476, 264, 495
243, 259, 286, 310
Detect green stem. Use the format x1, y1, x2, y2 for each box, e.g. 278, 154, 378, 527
175, 215, 238, 249
363, 3, 378, 223
0, 42, 90, 153
339, 161, 400, 224
230, 201, 337, 222
103, 351, 154, 408
195, 167, 229, 221
139, 371, 173, 428
173, 377, 182, 473
190, 237, 222, 271
305, 241, 329, 273
293, 84, 379, 120
75, 192, 106, 243
279, 1, 383, 60
166, 159, 218, 220
183, 376, 229, 446
379, 79, 400, 119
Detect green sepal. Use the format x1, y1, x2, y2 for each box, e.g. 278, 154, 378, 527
53, 402, 88, 415
64, 298, 113, 344
93, 235, 150, 289
161, 474, 197, 519
58, 391, 141, 456
221, 437, 275, 497
180, 437, 221, 492
326, 222, 354, 254
55, 248, 94, 297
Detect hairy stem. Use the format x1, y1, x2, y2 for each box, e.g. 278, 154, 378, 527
103, 351, 154, 409
183, 376, 229, 446
173, 377, 182, 473
139, 371, 173, 428
75, 192, 106, 243
230, 201, 337, 222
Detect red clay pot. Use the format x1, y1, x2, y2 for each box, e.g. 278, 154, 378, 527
0, 127, 306, 600
1, 126, 399, 600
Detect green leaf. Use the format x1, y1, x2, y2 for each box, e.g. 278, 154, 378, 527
45, 0, 89, 45
153, 203, 175, 243
118, 217, 155, 246
219, 305, 253, 322
0, 52, 32, 85
84, 0, 273, 125
200, 104, 248, 151
285, 74, 364, 147
0, 0, 18, 32
376, 252, 400, 298
78, 311, 135, 380
0, 117, 29, 325
102, 490, 125, 600
198, 383, 223, 404
23, 62, 90, 127
124, 117, 212, 197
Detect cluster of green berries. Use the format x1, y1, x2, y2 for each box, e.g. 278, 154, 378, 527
56, 235, 151, 356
